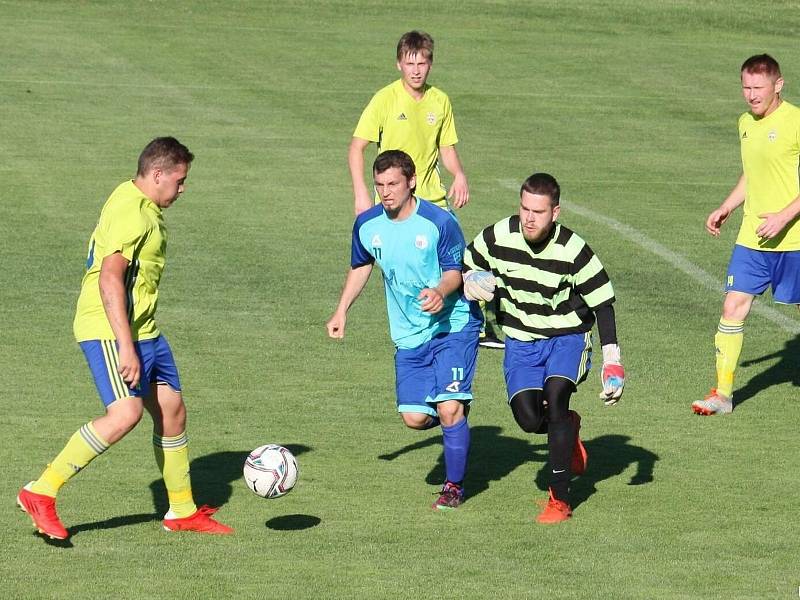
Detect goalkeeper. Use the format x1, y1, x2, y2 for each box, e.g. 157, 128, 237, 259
463, 172, 624, 524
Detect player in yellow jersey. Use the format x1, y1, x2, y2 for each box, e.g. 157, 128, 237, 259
693, 55, 800, 416
17, 138, 232, 539
349, 31, 503, 347
349, 30, 469, 215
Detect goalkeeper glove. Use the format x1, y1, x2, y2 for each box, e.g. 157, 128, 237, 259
599, 343, 624, 405
463, 270, 496, 302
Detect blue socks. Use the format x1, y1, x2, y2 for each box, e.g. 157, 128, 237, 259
441, 417, 470, 485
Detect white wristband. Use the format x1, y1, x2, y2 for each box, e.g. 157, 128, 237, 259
601, 344, 621, 364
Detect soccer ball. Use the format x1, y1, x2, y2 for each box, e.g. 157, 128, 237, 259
243, 444, 298, 498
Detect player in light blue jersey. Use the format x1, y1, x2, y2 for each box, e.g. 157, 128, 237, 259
327, 150, 481, 510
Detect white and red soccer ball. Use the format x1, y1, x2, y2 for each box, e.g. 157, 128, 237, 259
243, 444, 298, 498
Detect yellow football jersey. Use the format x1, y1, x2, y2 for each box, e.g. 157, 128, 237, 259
354, 79, 459, 208
73, 180, 166, 341
737, 100, 800, 250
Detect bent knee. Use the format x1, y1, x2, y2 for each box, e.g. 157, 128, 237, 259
108, 397, 144, 431
722, 293, 753, 320
436, 401, 465, 425
162, 403, 187, 431
515, 415, 546, 434
401, 412, 433, 430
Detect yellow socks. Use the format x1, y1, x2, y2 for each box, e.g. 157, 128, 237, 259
715, 318, 744, 398
153, 432, 196, 518
29, 423, 197, 520
30, 422, 109, 497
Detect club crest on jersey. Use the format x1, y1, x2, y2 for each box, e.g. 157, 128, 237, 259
768, 130, 777, 142
426, 112, 436, 125
415, 235, 428, 249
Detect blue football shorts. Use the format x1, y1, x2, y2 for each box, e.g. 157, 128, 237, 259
725, 244, 800, 304
79, 335, 182, 407
503, 333, 592, 402
394, 329, 479, 417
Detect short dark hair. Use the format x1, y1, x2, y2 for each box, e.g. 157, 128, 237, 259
396, 30, 434, 62
373, 149, 416, 182
137, 137, 194, 176
741, 54, 782, 79
520, 173, 560, 206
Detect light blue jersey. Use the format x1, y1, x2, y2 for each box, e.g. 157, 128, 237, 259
351, 199, 480, 349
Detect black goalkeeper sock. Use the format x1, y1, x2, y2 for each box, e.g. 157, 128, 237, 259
547, 419, 572, 502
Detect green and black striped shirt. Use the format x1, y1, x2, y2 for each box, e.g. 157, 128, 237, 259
465, 218, 615, 341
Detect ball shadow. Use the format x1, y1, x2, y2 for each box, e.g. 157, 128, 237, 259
265, 514, 321, 531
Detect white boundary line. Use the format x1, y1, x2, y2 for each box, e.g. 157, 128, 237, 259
498, 179, 800, 334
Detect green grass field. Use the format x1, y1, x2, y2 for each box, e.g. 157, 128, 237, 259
2, 1, 799, 598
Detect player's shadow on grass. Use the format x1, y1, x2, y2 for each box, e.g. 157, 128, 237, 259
734, 334, 800, 408
33, 531, 76, 549
68, 512, 161, 537
68, 444, 313, 537
378, 425, 548, 501
534, 434, 658, 510
379, 427, 657, 508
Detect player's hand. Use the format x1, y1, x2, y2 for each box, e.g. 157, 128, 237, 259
326, 313, 347, 339
463, 270, 495, 302
447, 174, 470, 209
117, 343, 141, 390
419, 288, 444, 314
756, 211, 790, 240
599, 344, 624, 405
705, 207, 731, 237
